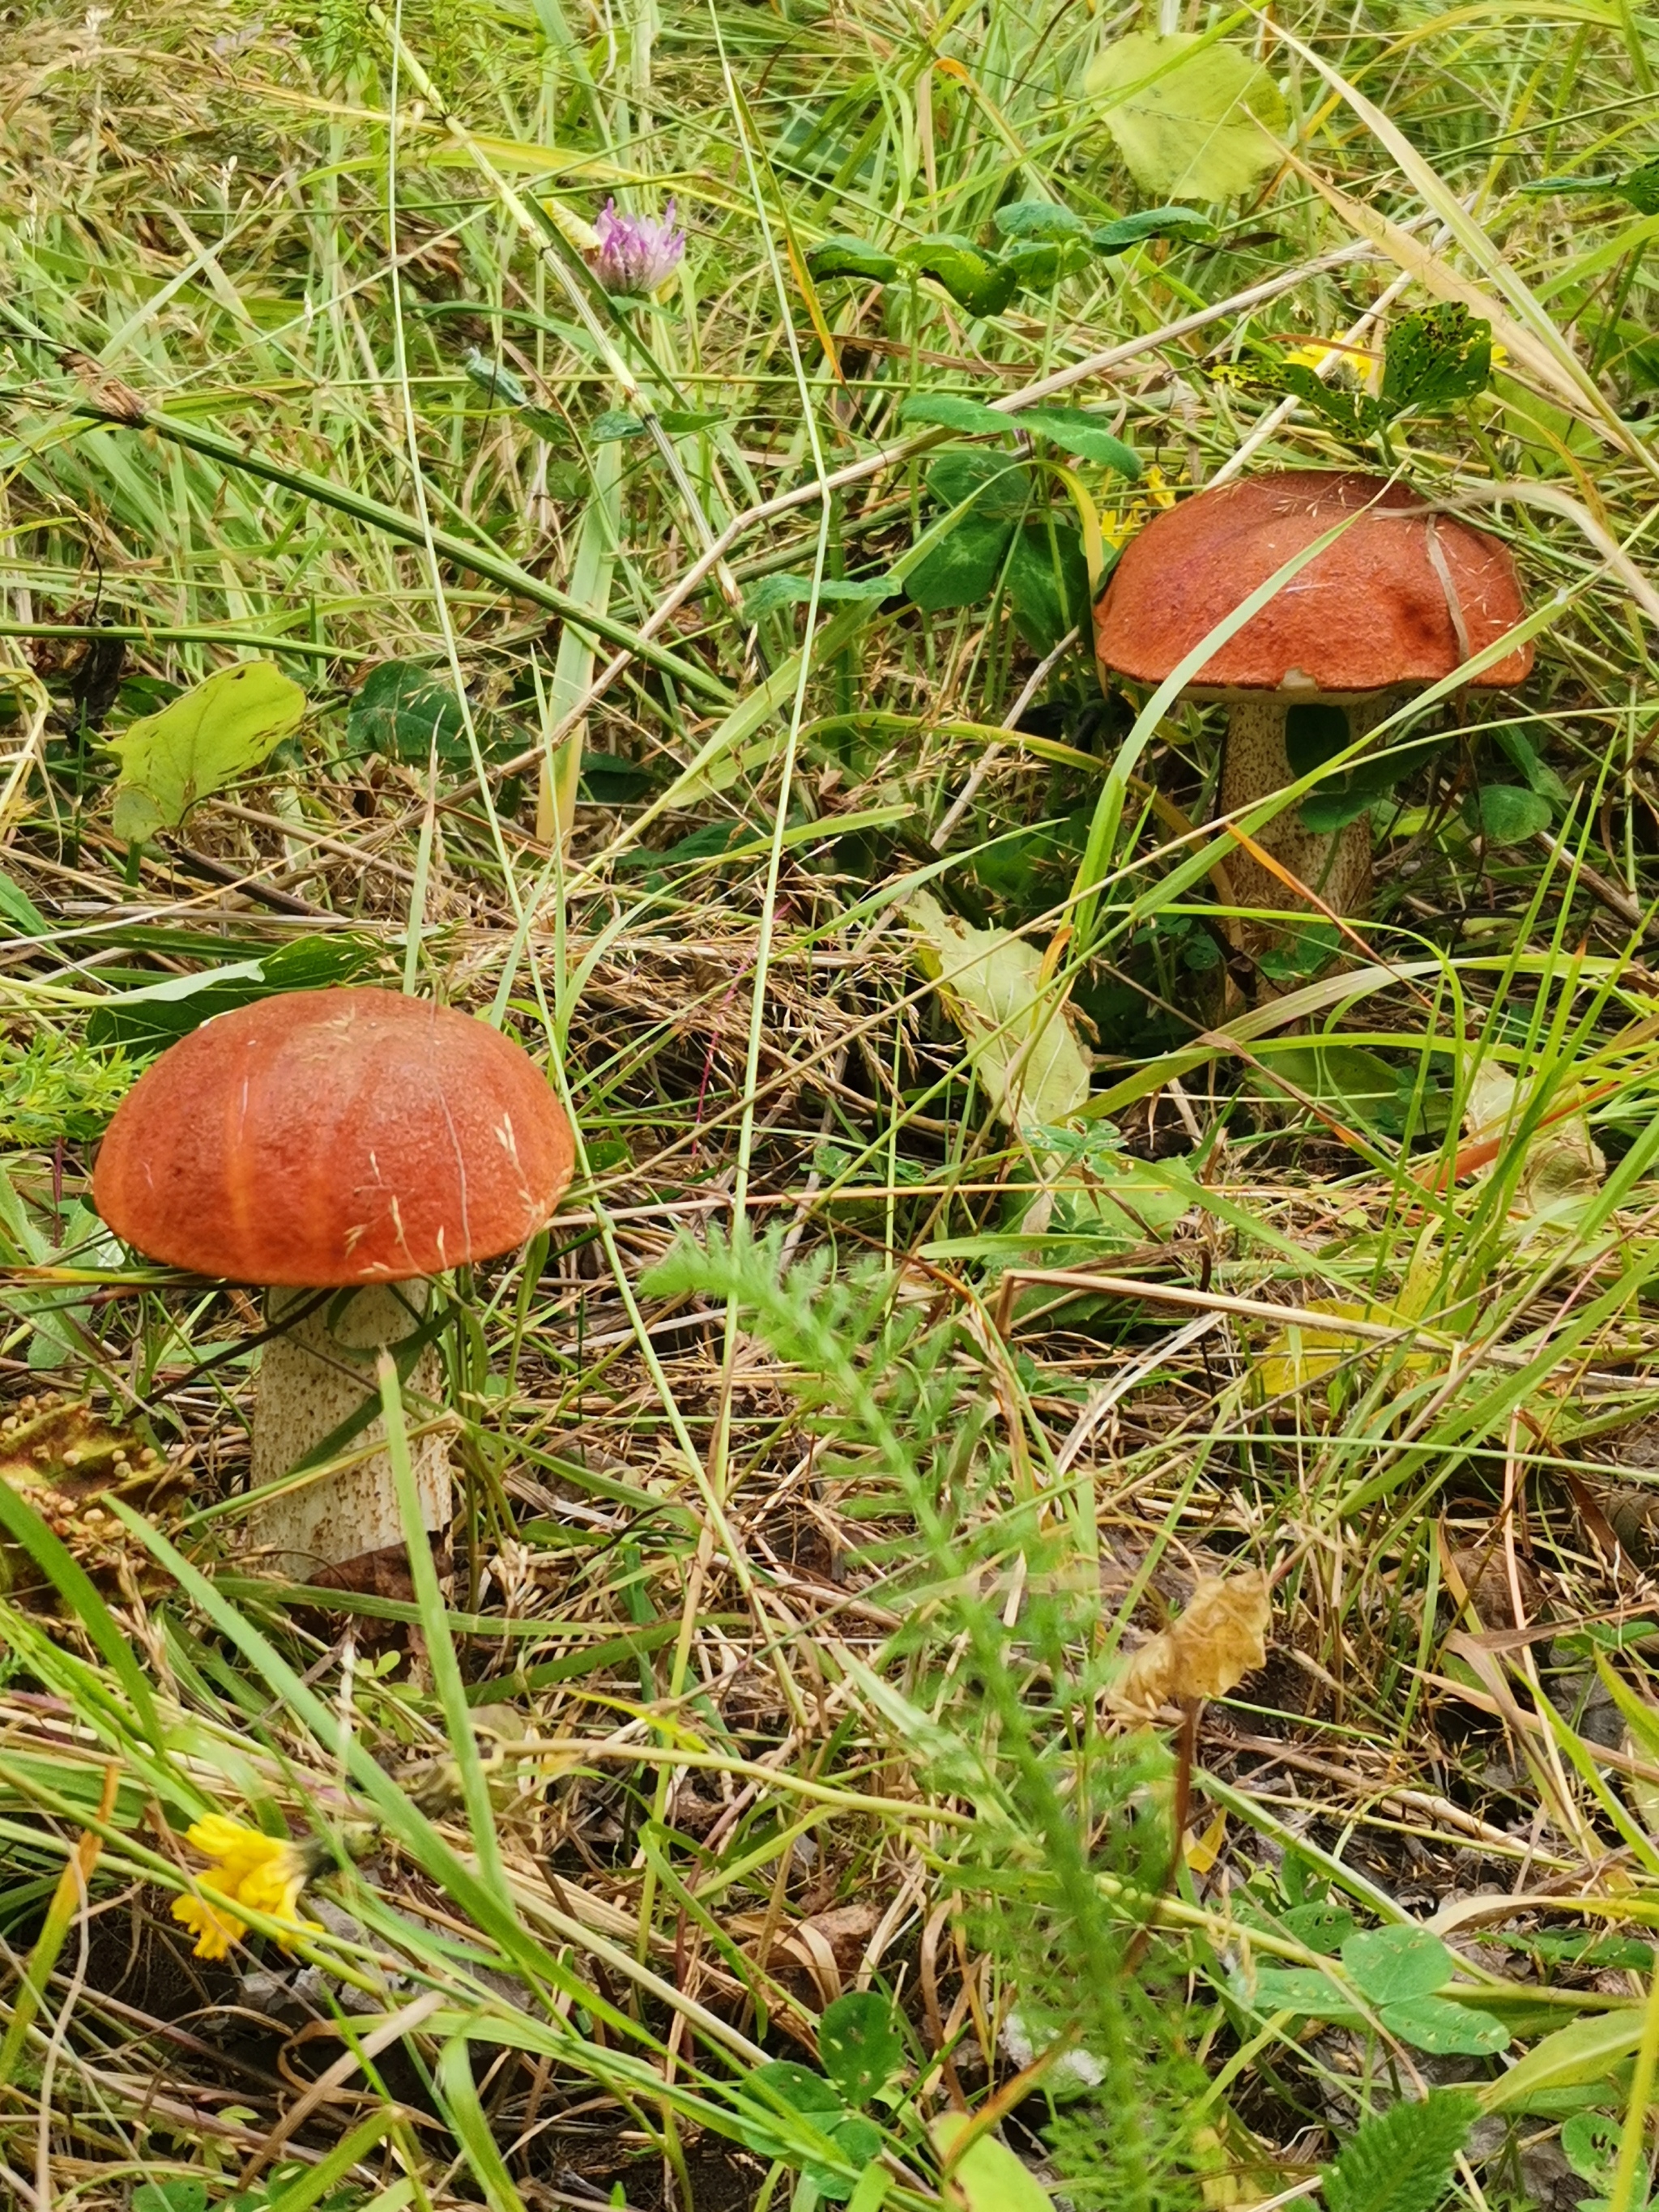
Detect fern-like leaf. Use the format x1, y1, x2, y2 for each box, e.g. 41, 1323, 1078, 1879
1321, 2090, 1479, 2212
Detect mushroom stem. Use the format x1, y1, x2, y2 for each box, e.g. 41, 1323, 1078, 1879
245, 1284, 452, 1575
1218, 696, 1387, 930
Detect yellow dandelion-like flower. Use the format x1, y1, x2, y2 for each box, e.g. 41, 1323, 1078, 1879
1282, 339, 1380, 394
1102, 464, 1181, 552
171, 1815, 319, 1961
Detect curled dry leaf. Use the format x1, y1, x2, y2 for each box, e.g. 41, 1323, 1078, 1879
1111, 1571, 1272, 1720
1463, 1066, 1604, 1220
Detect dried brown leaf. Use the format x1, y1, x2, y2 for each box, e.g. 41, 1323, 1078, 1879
1111, 1571, 1271, 1718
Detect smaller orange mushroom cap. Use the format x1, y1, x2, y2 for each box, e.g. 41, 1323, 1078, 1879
1094, 471, 1533, 696
94, 988, 574, 1285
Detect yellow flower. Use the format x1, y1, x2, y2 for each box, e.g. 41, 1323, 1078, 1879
1102, 463, 1180, 552
1281, 338, 1380, 394
172, 1815, 319, 1961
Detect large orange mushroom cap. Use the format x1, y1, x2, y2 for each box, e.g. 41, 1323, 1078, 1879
1094, 471, 1533, 696
94, 988, 574, 1285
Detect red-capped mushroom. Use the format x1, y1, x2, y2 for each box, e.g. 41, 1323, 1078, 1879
1094, 471, 1532, 932
94, 987, 574, 1574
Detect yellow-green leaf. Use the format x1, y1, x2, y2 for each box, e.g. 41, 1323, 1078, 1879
107, 661, 306, 842
906, 891, 1090, 1143
932, 2115, 1058, 2212
1082, 34, 1289, 202
1479, 2006, 1644, 2113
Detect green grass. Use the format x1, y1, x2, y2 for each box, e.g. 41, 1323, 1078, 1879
1, 0, 1658, 2207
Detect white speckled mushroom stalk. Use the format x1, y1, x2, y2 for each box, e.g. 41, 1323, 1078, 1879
1218, 694, 1392, 927
247, 1285, 451, 1575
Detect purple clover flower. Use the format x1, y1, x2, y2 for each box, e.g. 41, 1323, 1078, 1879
591, 199, 686, 297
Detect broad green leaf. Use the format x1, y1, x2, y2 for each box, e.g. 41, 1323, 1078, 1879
1082, 34, 1290, 202
1091, 204, 1213, 250
932, 2114, 1058, 2212
1482, 2006, 1645, 2112
742, 2060, 843, 2116
592, 407, 646, 441
819, 1991, 904, 2108
1379, 303, 1493, 415
993, 200, 1092, 242
0, 867, 49, 938
1005, 516, 1091, 653
1255, 1044, 1410, 1129
1282, 1902, 1358, 1954
996, 240, 1067, 289
133, 2187, 208, 2212
659, 408, 725, 433
808, 237, 902, 283
107, 661, 305, 841
821, 2115, 884, 2201
906, 514, 1017, 612
897, 238, 1017, 316
927, 451, 1032, 521
1020, 407, 1140, 475
1250, 1966, 1358, 2018
902, 391, 1012, 437
1381, 1997, 1509, 2056
348, 659, 468, 764
1342, 1926, 1452, 2005
1322, 2089, 1479, 2212
1467, 784, 1551, 844
1623, 160, 1659, 216
1561, 2112, 1622, 2185
906, 890, 1090, 1141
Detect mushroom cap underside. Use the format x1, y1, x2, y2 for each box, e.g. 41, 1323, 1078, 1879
1094, 471, 1533, 695
93, 987, 574, 1285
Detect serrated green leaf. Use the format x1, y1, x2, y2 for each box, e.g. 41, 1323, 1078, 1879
808, 237, 902, 283
1321, 2088, 1479, 2212
1342, 1926, 1452, 2005
106, 661, 305, 841
819, 1991, 904, 2108
1381, 1996, 1510, 2056
1082, 34, 1290, 202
